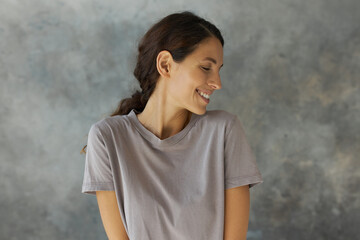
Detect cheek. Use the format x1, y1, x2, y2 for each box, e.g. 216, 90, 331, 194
170, 68, 206, 97
168, 78, 190, 99
186, 68, 207, 85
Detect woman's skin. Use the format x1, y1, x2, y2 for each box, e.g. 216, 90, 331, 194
97, 36, 251, 239
136, 36, 223, 140
223, 185, 250, 240
96, 191, 129, 240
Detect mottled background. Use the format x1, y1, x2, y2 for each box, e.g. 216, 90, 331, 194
1, 0, 359, 239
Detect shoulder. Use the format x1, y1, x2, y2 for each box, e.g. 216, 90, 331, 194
199, 109, 238, 134
203, 109, 237, 126
205, 109, 236, 120
90, 114, 129, 138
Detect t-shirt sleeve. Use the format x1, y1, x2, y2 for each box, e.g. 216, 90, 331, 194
224, 115, 263, 190
82, 123, 115, 195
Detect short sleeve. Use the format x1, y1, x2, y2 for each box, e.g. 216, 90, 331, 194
82, 123, 115, 195
224, 115, 263, 190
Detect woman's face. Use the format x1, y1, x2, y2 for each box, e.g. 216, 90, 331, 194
168, 37, 223, 115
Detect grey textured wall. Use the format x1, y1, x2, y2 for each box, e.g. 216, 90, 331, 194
1, 0, 359, 239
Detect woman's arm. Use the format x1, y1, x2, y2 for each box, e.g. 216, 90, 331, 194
96, 191, 129, 240
223, 185, 250, 240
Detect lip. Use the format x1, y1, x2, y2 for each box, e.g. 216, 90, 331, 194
196, 89, 212, 95
196, 89, 210, 103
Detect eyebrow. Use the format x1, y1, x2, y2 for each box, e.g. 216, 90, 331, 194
202, 57, 223, 68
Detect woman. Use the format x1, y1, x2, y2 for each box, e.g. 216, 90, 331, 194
81, 11, 263, 240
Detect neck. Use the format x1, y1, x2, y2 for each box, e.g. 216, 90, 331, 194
136, 91, 192, 140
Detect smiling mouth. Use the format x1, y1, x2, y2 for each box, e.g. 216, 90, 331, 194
196, 89, 210, 103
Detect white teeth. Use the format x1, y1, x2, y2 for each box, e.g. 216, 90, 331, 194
197, 89, 210, 99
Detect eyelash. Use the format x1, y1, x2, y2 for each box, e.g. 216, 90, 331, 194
201, 67, 211, 71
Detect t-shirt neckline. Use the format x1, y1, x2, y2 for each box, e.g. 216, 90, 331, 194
128, 109, 200, 148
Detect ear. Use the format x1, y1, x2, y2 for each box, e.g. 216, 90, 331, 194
156, 50, 173, 79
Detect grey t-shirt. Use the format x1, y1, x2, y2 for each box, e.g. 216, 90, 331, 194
82, 108, 263, 239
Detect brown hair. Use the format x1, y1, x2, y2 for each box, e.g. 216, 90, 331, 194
81, 10, 224, 154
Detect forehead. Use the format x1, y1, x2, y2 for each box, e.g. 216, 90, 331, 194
190, 37, 223, 62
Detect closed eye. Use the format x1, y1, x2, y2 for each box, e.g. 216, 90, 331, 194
201, 66, 211, 71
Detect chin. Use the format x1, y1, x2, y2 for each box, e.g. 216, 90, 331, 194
191, 108, 207, 115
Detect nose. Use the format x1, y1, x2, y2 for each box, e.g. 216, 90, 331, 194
208, 72, 222, 90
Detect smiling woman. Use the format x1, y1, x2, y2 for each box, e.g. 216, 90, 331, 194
80, 10, 263, 240
136, 35, 224, 128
